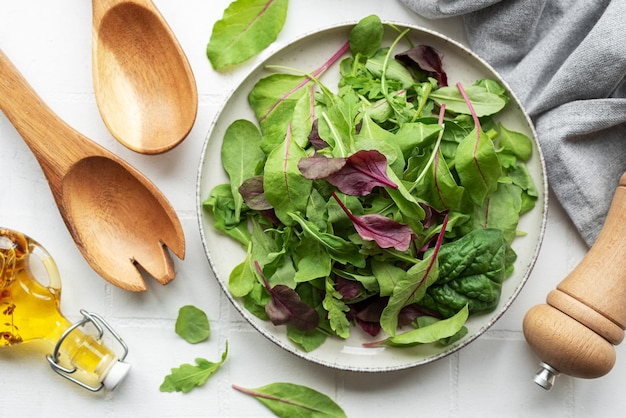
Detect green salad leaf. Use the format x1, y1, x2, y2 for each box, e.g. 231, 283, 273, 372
175, 305, 211, 344
207, 0, 289, 70
233, 382, 347, 418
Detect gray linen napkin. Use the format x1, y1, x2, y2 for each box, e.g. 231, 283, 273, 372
400, 0, 626, 247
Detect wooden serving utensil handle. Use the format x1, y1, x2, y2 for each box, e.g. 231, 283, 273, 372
523, 172, 626, 389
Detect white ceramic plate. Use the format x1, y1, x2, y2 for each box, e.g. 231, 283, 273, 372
197, 21, 548, 372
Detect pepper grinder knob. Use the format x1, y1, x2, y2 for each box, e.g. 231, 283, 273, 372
523, 172, 626, 389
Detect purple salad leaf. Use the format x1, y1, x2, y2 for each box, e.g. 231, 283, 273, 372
255, 261, 319, 332
239, 175, 273, 211
308, 119, 329, 150
335, 276, 364, 300
396, 45, 448, 87
298, 150, 397, 196
331, 192, 415, 251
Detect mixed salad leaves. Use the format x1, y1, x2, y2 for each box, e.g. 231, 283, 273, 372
204, 15, 538, 352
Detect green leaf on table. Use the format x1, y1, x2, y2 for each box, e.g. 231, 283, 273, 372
207, 0, 289, 70
175, 305, 211, 344
232, 382, 347, 418
160, 342, 228, 393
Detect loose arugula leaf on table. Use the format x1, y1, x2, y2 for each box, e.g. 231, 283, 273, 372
207, 0, 289, 70
160, 342, 229, 393
233, 382, 347, 418
175, 305, 211, 344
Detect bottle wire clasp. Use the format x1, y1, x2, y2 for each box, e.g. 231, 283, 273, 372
45, 309, 129, 392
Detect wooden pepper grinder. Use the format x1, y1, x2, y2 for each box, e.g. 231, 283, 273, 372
523, 172, 626, 390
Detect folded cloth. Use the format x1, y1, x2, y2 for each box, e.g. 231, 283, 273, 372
400, 0, 626, 247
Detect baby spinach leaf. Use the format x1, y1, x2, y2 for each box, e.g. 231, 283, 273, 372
232, 382, 347, 418
422, 228, 515, 317
160, 342, 228, 393
175, 305, 211, 344
349, 14, 383, 58
207, 0, 288, 70
498, 123, 533, 161
263, 126, 312, 226
222, 120, 265, 219
287, 326, 327, 352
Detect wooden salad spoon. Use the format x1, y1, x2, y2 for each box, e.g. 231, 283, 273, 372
0, 49, 185, 292
91, 0, 198, 154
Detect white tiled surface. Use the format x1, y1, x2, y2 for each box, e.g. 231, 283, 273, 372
1, 1, 622, 417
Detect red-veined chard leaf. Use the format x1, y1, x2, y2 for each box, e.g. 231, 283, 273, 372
255, 261, 319, 332
206, 0, 288, 70
395, 44, 448, 87
298, 149, 397, 196
232, 382, 347, 418
249, 42, 350, 152
331, 192, 414, 251
454, 82, 502, 207
379, 215, 449, 336
263, 125, 312, 226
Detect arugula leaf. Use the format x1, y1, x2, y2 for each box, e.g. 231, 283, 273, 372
322, 276, 351, 339
160, 342, 228, 393
175, 305, 211, 344
207, 0, 289, 70
232, 382, 347, 418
